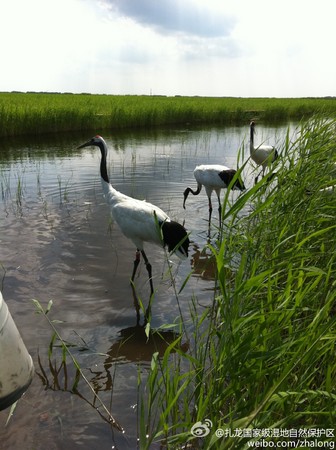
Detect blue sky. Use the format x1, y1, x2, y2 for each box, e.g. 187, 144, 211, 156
1, 0, 335, 97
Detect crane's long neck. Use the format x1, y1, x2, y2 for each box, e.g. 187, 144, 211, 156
250, 125, 255, 154
97, 141, 124, 206
98, 142, 109, 184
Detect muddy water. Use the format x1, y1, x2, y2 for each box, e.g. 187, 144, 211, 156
0, 124, 290, 449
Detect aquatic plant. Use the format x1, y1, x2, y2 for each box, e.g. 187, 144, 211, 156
32, 299, 124, 433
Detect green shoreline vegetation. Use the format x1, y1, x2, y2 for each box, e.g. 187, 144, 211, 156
1, 91, 336, 136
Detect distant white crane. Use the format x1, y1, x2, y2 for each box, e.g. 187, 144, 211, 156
183, 164, 245, 225
250, 121, 278, 184
77, 135, 189, 295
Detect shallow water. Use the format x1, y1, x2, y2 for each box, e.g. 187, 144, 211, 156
0, 124, 292, 449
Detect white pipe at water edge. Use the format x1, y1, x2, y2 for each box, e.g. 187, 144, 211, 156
0, 291, 34, 411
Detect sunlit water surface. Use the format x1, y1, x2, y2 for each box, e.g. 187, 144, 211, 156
0, 124, 294, 449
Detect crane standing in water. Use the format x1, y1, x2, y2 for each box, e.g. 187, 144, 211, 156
77, 135, 189, 295
183, 164, 245, 225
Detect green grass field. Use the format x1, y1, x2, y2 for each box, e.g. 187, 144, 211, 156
1, 92, 336, 137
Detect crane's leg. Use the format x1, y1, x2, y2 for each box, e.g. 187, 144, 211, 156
130, 284, 141, 325
208, 197, 213, 224
131, 249, 141, 282
266, 171, 277, 183
141, 250, 154, 295
255, 168, 263, 184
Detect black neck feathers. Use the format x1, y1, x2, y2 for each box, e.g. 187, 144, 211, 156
183, 185, 201, 209
98, 142, 109, 184
250, 122, 255, 143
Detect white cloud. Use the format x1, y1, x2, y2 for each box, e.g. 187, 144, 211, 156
101, 0, 236, 38
0, 0, 335, 96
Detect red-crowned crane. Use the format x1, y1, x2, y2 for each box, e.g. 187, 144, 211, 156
250, 121, 278, 184
183, 164, 245, 225
77, 135, 189, 296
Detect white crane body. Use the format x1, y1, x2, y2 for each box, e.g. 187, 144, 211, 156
103, 182, 170, 251
193, 164, 233, 189
250, 144, 276, 168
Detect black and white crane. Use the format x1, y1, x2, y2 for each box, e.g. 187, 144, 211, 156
250, 121, 278, 184
77, 135, 189, 295
183, 164, 245, 225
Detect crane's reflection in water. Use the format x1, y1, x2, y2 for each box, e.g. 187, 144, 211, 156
35, 287, 189, 449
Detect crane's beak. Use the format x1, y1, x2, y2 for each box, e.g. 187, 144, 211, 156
77, 139, 93, 149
